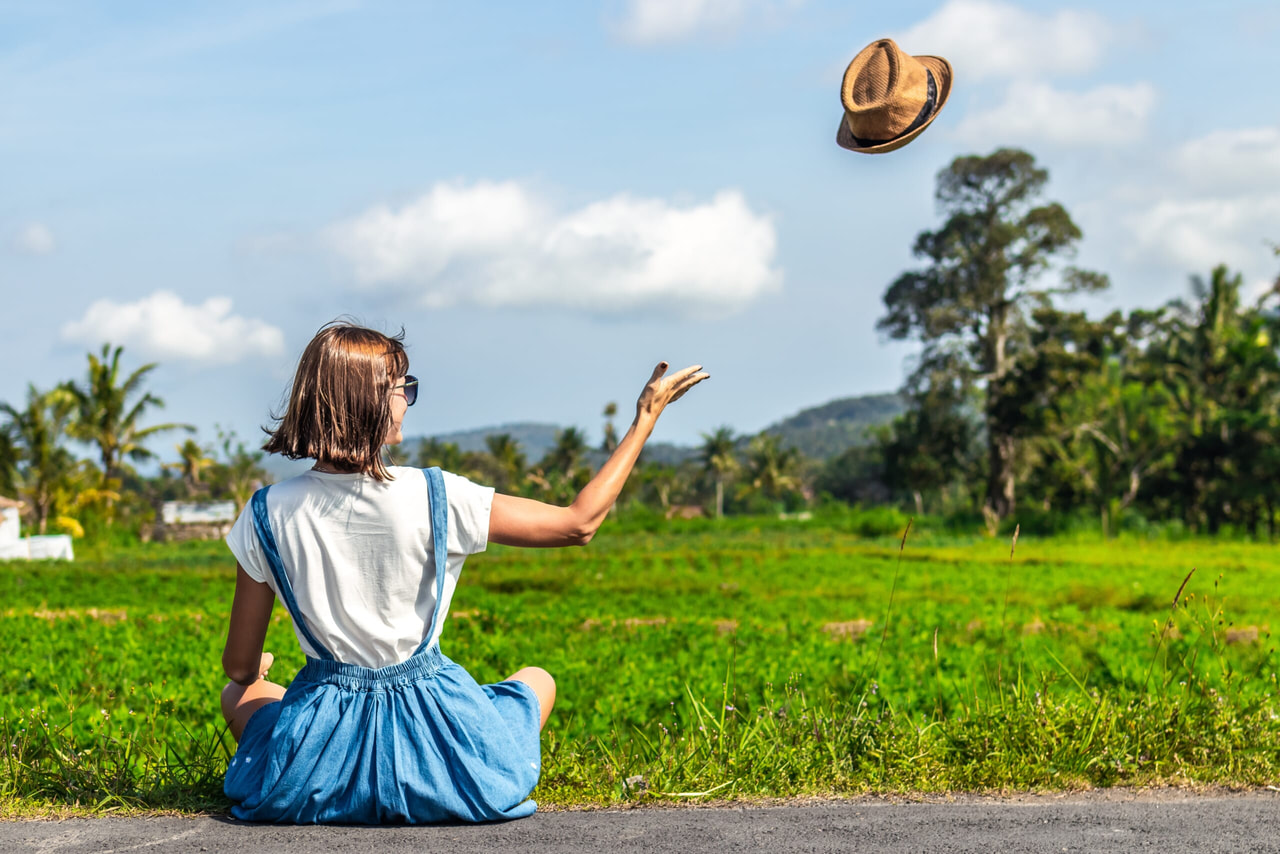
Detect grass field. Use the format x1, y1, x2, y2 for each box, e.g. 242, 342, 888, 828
3, 513, 1278, 815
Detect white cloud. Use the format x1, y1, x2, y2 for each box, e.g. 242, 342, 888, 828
895, 0, 1110, 81
613, 0, 798, 45
15, 223, 55, 255
61, 291, 285, 364
327, 181, 782, 317
954, 80, 1155, 146
1124, 196, 1280, 279
1106, 125, 1280, 297
1172, 126, 1280, 192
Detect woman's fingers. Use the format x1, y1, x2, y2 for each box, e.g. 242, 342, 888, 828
259, 652, 275, 677
655, 365, 708, 400
668, 370, 710, 403
666, 364, 703, 383
641, 362, 708, 415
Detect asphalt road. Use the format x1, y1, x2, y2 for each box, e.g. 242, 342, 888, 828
6, 790, 1280, 853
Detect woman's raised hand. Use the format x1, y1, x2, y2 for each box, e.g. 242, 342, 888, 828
489, 361, 709, 548
636, 362, 710, 422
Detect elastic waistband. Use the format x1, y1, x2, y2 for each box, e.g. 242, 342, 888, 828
296, 646, 449, 691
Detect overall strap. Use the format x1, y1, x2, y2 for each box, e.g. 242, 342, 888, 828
249, 486, 335, 661
413, 467, 449, 656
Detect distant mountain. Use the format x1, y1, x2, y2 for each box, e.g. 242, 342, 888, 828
260, 393, 906, 482
402, 422, 698, 468
415, 422, 564, 461
762, 392, 905, 459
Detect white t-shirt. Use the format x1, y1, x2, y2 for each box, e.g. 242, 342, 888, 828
225, 466, 494, 668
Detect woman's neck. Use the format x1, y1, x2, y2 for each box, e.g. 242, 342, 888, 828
312, 460, 358, 474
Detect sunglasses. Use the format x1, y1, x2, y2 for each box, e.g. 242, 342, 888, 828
394, 375, 419, 407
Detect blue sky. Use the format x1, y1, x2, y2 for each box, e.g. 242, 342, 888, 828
4, 0, 1280, 459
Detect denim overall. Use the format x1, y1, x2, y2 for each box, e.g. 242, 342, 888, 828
224, 467, 541, 824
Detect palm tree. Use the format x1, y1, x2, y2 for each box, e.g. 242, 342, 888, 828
743, 433, 801, 505
210, 429, 270, 512
65, 344, 193, 483
166, 438, 217, 496
544, 427, 588, 475
415, 438, 465, 472
601, 402, 619, 454
699, 426, 739, 518
0, 385, 79, 533
484, 433, 526, 492
641, 464, 679, 511
0, 419, 18, 498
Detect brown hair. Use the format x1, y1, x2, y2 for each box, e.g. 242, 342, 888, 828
263, 321, 410, 481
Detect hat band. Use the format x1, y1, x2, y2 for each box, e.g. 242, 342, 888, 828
848, 69, 937, 148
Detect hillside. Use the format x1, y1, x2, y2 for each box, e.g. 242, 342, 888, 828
391, 392, 906, 467
261, 393, 904, 481
761, 392, 905, 459
421, 422, 563, 461
405, 422, 696, 467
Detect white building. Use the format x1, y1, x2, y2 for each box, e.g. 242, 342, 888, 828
151, 500, 236, 542
0, 496, 75, 561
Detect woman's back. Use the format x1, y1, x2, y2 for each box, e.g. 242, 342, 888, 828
218, 321, 707, 823
225, 466, 494, 668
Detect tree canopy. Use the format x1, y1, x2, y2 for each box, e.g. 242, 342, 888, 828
879, 148, 1107, 520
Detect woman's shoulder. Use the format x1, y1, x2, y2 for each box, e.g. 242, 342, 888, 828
390, 466, 477, 484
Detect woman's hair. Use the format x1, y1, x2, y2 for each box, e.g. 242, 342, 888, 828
263, 321, 410, 481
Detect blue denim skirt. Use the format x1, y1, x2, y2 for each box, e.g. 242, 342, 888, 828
225, 647, 541, 824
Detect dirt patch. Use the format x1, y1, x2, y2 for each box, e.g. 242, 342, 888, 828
822, 619, 873, 640
1225, 625, 1264, 645
13, 607, 130, 625
579, 617, 673, 631
624, 617, 671, 629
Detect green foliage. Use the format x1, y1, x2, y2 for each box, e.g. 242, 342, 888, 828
165, 439, 217, 498
880, 148, 1107, 520
699, 427, 740, 519
414, 437, 466, 472
64, 343, 193, 482
203, 429, 270, 512
1, 385, 82, 534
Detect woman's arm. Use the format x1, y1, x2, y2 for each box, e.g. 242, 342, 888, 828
489, 361, 708, 548
222, 565, 277, 685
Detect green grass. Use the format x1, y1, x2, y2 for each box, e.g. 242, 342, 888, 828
3, 515, 1279, 816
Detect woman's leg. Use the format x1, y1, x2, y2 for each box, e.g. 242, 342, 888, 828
220, 652, 285, 741
505, 666, 556, 730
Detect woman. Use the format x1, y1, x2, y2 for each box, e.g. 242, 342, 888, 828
219, 321, 707, 823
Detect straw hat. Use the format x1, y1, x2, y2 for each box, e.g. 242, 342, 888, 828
836, 38, 953, 154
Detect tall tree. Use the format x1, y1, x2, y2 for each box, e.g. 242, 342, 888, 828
601, 402, 619, 454
742, 433, 801, 505
208, 429, 271, 512
0, 419, 18, 498
543, 427, 588, 475
698, 426, 739, 518
1012, 308, 1177, 525
166, 438, 217, 496
484, 433, 527, 493
1147, 266, 1280, 532
0, 385, 79, 533
879, 148, 1107, 520
415, 438, 465, 472
881, 399, 978, 516
65, 344, 192, 483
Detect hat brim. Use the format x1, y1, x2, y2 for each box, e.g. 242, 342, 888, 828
836, 55, 953, 154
